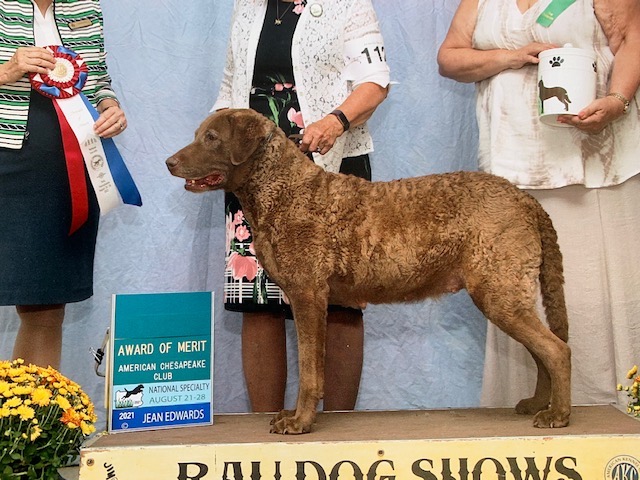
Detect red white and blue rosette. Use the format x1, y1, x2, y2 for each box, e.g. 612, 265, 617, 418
30, 45, 88, 99
29, 45, 141, 234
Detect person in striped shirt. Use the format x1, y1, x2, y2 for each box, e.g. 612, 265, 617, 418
0, 0, 126, 370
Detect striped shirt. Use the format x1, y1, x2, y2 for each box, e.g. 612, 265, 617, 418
0, 0, 117, 149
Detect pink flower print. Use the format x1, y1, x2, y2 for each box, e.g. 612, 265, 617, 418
287, 108, 305, 129
235, 224, 251, 242
293, 0, 305, 14
274, 82, 294, 92
233, 211, 245, 226
225, 212, 235, 254
228, 251, 258, 281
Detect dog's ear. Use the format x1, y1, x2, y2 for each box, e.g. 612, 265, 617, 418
227, 109, 274, 166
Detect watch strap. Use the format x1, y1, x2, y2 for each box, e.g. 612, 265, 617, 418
329, 109, 350, 131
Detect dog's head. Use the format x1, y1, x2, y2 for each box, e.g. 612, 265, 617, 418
166, 108, 276, 193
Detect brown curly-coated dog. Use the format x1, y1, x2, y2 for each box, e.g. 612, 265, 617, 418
166, 108, 571, 435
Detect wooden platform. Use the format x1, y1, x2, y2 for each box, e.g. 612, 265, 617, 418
79, 405, 640, 479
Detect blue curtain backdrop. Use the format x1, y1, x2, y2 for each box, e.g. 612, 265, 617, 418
0, 0, 485, 429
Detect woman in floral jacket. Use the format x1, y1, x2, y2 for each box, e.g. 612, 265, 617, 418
214, 0, 390, 412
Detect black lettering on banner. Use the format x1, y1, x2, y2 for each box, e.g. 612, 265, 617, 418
360, 46, 386, 64
329, 460, 363, 480
506, 457, 552, 480
223, 461, 243, 480
441, 458, 471, 480
555, 457, 583, 480
177, 462, 209, 480
367, 459, 396, 480
472, 458, 507, 480
411, 459, 438, 480
296, 460, 327, 480
250, 460, 261, 480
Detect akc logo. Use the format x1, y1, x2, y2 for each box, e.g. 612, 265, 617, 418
605, 455, 640, 480
103, 462, 119, 479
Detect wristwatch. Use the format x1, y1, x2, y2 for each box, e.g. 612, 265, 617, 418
329, 110, 350, 131
607, 92, 630, 114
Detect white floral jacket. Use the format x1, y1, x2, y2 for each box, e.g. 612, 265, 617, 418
212, 0, 390, 173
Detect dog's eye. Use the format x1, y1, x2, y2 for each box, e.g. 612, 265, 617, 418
204, 131, 218, 143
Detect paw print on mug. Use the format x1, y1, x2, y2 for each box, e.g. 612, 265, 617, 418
550, 56, 564, 67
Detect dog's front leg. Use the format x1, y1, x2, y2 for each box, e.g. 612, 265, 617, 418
270, 294, 328, 434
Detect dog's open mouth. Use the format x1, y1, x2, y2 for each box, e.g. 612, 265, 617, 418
184, 173, 224, 192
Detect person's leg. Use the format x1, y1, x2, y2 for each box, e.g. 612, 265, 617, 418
13, 304, 65, 370
242, 311, 288, 412
323, 308, 364, 411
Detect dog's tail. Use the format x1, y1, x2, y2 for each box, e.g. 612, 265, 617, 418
537, 208, 569, 342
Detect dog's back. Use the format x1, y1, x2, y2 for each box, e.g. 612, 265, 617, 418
311, 170, 550, 307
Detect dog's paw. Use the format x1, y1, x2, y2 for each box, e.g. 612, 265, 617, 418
532, 408, 570, 428
515, 397, 549, 415
269, 409, 312, 434
269, 409, 295, 425
270, 415, 312, 435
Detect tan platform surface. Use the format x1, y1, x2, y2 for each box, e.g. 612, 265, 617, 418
88, 404, 640, 447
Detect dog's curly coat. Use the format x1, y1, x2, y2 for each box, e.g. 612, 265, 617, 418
167, 108, 571, 434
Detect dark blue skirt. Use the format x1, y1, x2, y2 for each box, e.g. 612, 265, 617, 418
0, 91, 99, 305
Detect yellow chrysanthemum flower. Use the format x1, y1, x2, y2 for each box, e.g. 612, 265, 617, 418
31, 387, 52, 407
0, 380, 10, 395
0, 407, 10, 418
4, 396, 22, 408
16, 404, 35, 421
54, 395, 71, 411
29, 425, 42, 441
80, 420, 95, 435
627, 365, 638, 379
12, 385, 33, 396
7, 367, 23, 377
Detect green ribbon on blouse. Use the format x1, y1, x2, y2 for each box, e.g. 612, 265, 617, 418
536, 0, 576, 27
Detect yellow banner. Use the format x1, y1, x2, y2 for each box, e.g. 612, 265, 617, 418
80, 435, 640, 480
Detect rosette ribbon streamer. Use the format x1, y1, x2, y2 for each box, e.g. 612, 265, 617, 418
30, 45, 142, 234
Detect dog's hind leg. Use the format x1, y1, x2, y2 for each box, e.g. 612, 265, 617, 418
503, 314, 570, 427
469, 273, 570, 428
270, 288, 329, 434
515, 349, 551, 414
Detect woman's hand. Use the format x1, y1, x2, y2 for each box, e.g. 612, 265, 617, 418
0, 47, 55, 84
298, 82, 388, 155
556, 95, 626, 134
298, 115, 344, 155
94, 102, 127, 138
509, 42, 557, 70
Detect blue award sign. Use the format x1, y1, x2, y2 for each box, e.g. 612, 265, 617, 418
108, 292, 214, 432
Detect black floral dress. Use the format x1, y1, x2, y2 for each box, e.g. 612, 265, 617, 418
223, 0, 370, 313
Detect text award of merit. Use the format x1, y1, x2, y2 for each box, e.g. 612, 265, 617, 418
108, 292, 214, 432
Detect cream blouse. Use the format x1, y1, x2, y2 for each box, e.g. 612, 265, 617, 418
473, 0, 640, 189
